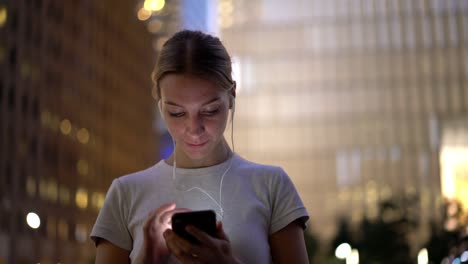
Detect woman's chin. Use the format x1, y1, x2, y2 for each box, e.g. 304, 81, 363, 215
182, 148, 211, 161
178, 139, 229, 165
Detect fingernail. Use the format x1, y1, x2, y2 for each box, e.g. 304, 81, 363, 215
186, 225, 194, 233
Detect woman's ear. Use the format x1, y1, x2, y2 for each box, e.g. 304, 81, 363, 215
231, 81, 237, 98
229, 81, 236, 109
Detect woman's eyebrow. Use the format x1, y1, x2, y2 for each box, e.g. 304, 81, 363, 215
203, 97, 222, 105
164, 96, 221, 107
164, 101, 182, 107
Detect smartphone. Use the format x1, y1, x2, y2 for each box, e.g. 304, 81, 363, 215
171, 210, 217, 244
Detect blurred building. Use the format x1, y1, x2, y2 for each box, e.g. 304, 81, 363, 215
0, 0, 157, 263
214, 0, 468, 253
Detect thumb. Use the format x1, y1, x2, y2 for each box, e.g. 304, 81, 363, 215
216, 221, 229, 241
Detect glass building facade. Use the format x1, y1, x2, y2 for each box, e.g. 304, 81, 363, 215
216, 0, 468, 250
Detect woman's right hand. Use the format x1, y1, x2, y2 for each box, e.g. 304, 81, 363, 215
142, 202, 189, 264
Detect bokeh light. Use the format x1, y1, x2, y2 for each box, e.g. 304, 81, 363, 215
0, 6, 7, 28
460, 251, 468, 262
418, 248, 428, 264
346, 249, 359, 264
143, 0, 165, 12
137, 7, 152, 21
335, 243, 352, 259
60, 119, 72, 135
77, 159, 89, 176
26, 212, 41, 229
76, 128, 89, 144
75, 188, 88, 209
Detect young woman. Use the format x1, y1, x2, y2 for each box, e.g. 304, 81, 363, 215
91, 30, 309, 264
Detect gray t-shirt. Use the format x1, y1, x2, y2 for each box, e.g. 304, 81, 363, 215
91, 154, 309, 263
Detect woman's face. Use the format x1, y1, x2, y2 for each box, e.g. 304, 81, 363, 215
159, 74, 231, 164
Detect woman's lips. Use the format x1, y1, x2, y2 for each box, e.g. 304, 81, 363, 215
186, 141, 207, 147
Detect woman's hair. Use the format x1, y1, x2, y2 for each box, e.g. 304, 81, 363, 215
152, 30, 235, 100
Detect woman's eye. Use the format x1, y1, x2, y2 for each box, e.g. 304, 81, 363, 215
168, 112, 184, 117
202, 109, 219, 115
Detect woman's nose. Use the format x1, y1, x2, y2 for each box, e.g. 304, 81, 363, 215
186, 115, 204, 135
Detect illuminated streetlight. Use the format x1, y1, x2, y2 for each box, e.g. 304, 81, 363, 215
335, 243, 352, 259
26, 212, 41, 229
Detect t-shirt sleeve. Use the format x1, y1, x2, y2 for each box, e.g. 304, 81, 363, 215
90, 178, 132, 251
269, 168, 309, 234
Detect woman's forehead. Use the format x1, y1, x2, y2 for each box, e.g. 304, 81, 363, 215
160, 74, 227, 103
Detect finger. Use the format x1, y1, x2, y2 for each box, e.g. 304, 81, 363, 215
142, 208, 166, 260
174, 248, 200, 264
216, 221, 229, 241
144, 202, 176, 234
170, 250, 194, 264
143, 209, 160, 236
164, 230, 199, 262
146, 202, 179, 232
185, 225, 217, 246
155, 202, 177, 216
164, 229, 199, 253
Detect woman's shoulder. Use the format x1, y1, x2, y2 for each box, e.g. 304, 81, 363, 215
234, 154, 286, 176
115, 160, 169, 186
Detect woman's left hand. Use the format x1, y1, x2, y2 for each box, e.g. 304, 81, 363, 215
163, 222, 241, 264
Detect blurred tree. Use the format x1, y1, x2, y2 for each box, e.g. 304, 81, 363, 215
357, 199, 415, 264
326, 198, 467, 264
357, 217, 412, 263
424, 220, 458, 264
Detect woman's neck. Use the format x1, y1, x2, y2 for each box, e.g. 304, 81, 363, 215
166, 139, 232, 169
